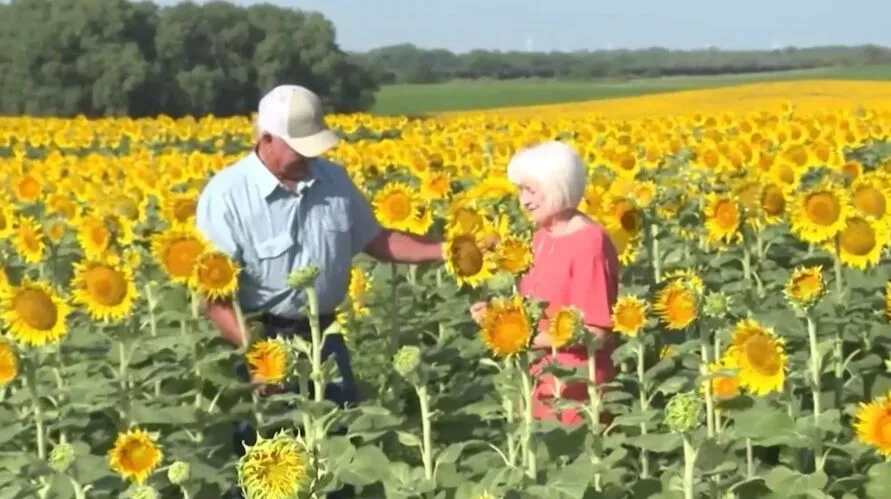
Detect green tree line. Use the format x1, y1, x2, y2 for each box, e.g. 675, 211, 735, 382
354, 43, 891, 84
0, 0, 378, 118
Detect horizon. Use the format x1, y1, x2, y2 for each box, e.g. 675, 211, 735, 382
150, 0, 890, 53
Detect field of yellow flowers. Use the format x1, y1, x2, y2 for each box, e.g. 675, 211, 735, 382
4, 80, 891, 498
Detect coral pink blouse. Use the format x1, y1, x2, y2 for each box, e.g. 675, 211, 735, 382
518, 222, 620, 425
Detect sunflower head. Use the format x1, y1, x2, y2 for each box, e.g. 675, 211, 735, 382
830, 214, 888, 271
790, 181, 851, 245
245, 338, 291, 385
71, 258, 138, 323
652, 279, 699, 331
238, 430, 313, 499
721, 318, 787, 397
150, 227, 209, 284
190, 250, 240, 301
611, 295, 648, 338
853, 390, 891, 457
0, 338, 18, 386
784, 266, 826, 311
495, 235, 532, 275
547, 306, 583, 348
479, 295, 533, 358
107, 428, 164, 485
701, 360, 740, 401
444, 229, 497, 289
0, 278, 71, 348
373, 183, 420, 231
702, 192, 742, 245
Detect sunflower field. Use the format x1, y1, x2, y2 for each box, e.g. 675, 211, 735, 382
5, 82, 891, 498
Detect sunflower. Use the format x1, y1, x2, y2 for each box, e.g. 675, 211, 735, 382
44, 219, 68, 245
237, 431, 313, 499
606, 225, 642, 266
71, 259, 139, 323
661, 268, 706, 295
850, 173, 891, 222
372, 183, 420, 232
107, 428, 164, 485
190, 250, 240, 301
479, 295, 533, 358
346, 266, 372, 317
76, 215, 112, 260
14, 173, 42, 203
652, 280, 699, 331
784, 266, 825, 310
611, 295, 647, 337
853, 390, 891, 457
702, 193, 742, 245
246, 338, 290, 384
886, 281, 891, 321
722, 318, 787, 396
829, 215, 888, 270
702, 359, 740, 401
495, 236, 532, 275
0, 339, 18, 386
420, 171, 452, 200
790, 182, 851, 244
0, 278, 71, 348
602, 195, 643, 236
445, 203, 489, 236
0, 204, 15, 239
443, 230, 497, 288
151, 227, 209, 284
12, 216, 46, 264
547, 306, 582, 348
161, 192, 198, 227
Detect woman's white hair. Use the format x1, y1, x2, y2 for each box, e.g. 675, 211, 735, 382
506, 140, 586, 213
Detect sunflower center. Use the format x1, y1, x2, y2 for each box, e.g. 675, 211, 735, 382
166, 239, 205, 277
120, 440, 156, 471
617, 306, 644, 330
761, 185, 786, 216
173, 199, 196, 222
616, 201, 642, 233
712, 376, 737, 399
839, 218, 876, 256
18, 176, 40, 199
0, 212, 7, 231
21, 229, 40, 252
714, 200, 738, 228
451, 236, 483, 276
85, 266, 128, 306
804, 192, 841, 226
875, 411, 891, 446
89, 224, 109, 246
117, 198, 140, 220
455, 208, 483, 232
743, 335, 780, 376
13, 288, 58, 331
791, 274, 821, 300
492, 311, 528, 350
198, 256, 235, 288
853, 186, 886, 218
382, 192, 411, 222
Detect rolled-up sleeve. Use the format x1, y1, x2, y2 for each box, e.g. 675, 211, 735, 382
195, 190, 242, 264
343, 174, 382, 256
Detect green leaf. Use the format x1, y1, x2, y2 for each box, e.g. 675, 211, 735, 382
764, 466, 828, 497
625, 433, 682, 453
339, 444, 389, 486
396, 431, 421, 448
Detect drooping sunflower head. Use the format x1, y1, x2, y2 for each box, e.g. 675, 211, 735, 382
12, 215, 46, 265
71, 259, 138, 323
652, 279, 699, 331
829, 214, 888, 271
107, 428, 164, 485
150, 227, 209, 284
611, 295, 648, 338
443, 230, 497, 289
722, 318, 787, 397
0, 278, 71, 348
0, 338, 19, 386
547, 306, 583, 348
76, 215, 112, 260
245, 338, 290, 385
190, 250, 240, 301
347, 266, 372, 316
702, 192, 742, 245
373, 183, 420, 231
495, 235, 532, 275
479, 295, 533, 358
237, 430, 313, 499
783, 266, 825, 310
790, 182, 851, 245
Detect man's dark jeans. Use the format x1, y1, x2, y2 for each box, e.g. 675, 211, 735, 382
227, 314, 358, 499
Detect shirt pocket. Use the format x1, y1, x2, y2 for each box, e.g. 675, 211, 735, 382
251, 231, 296, 289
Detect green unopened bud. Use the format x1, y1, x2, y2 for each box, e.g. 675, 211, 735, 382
393, 345, 421, 378
485, 272, 516, 293
703, 291, 732, 319
167, 460, 190, 485
132, 486, 159, 499
288, 266, 320, 289
664, 391, 701, 434
48, 441, 75, 473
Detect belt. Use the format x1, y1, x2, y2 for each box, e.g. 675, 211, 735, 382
257, 313, 337, 334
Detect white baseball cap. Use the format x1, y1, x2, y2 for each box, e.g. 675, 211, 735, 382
256, 84, 340, 157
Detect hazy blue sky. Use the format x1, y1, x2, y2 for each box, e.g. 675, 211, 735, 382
157, 0, 889, 53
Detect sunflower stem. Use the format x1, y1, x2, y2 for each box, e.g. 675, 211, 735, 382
25, 358, 46, 460
179, 485, 191, 499
700, 342, 715, 439
832, 235, 844, 301
503, 396, 518, 467
415, 384, 434, 482
746, 437, 754, 478
649, 223, 662, 284
806, 312, 823, 471
389, 262, 400, 356
145, 282, 161, 396
519, 366, 537, 480
550, 345, 562, 401
636, 341, 650, 478
586, 349, 603, 492
682, 435, 698, 499
304, 286, 325, 404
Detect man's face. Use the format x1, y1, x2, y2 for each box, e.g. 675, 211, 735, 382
259, 133, 306, 179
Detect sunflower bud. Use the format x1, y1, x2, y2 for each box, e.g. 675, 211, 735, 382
238, 431, 313, 498
131, 486, 159, 499
703, 291, 732, 320
167, 460, 190, 485
664, 391, 702, 434
485, 272, 516, 293
288, 266, 320, 289
48, 441, 75, 473
393, 345, 421, 378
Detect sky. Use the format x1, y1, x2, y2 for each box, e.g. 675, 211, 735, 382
156, 0, 890, 53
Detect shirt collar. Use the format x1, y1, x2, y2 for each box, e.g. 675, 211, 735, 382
249, 150, 321, 199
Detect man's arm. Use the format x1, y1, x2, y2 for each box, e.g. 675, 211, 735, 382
363, 229, 443, 264
205, 300, 247, 347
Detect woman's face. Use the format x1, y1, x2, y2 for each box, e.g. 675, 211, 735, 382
518, 179, 554, 225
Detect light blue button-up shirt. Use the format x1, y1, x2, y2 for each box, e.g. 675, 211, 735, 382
195, 151, 382, 318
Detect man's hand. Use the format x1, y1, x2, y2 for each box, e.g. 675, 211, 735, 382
470, 301, 489, 325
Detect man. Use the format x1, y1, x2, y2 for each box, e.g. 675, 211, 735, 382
195, 84, 445, 498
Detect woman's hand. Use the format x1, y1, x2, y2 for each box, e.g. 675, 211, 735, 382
470, 301, 489, 324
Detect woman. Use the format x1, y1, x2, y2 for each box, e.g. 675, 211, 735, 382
471, 140, 620, 426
